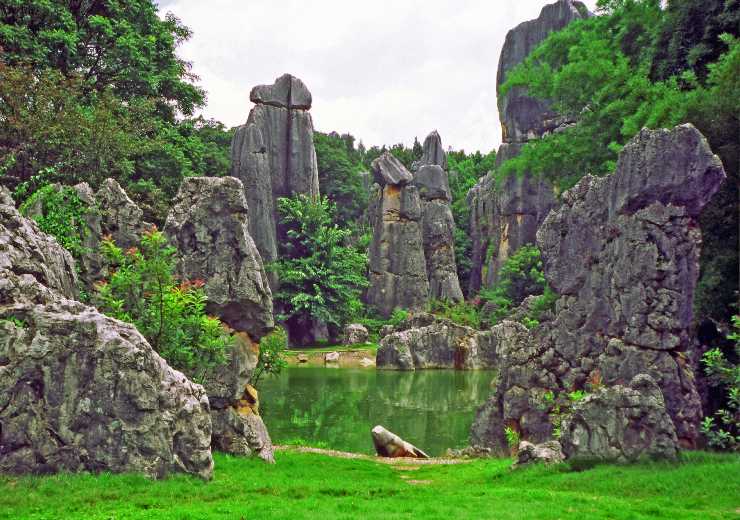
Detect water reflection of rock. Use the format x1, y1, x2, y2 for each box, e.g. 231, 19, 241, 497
260, 368, 496, 456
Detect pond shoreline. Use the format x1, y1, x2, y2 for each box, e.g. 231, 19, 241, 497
285, 347, 377, 368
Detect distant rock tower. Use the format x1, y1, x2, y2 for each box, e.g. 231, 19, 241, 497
414, 130, 463, 302
230, 74, 320, 288
467, 0, 589, 294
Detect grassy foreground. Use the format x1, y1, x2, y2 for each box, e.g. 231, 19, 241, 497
0, 451, 737, 519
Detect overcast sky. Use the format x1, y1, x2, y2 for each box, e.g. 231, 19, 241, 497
157, 1, 598, 153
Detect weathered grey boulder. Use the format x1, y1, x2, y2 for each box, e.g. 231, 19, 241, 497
514, 440, 564, 467
94, 178, 148, 250
414, 165, 451, 202
367, 175, 429, 317
471, 125, 726, 452
343, 323, 369, 345
0, 187, 78, 299
497, 0, 589, 143
324, 351, 340, 363
372, 152, 414, 186
164, 176, 273, 340
0, 271, 214, 480
231, 74, 319, 288
376, 315, 527, 370
202, 331, 259, 410
420, 130, 447, 169
371, 425, 429, 458
560, 375, 679, 463
210, 406, 274, 463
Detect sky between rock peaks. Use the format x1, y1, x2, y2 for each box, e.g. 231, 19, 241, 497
157, 0, 599, 153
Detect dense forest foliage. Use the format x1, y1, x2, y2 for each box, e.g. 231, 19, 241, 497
0, 0, 231, 224
498, 0, 739, 322
1, 0, 736, 325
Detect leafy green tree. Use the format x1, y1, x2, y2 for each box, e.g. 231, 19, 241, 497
651, 0, 740, 82
479, 245, 552, 326
95, 227, 232, 382
0, 63, 145, 197
700, 315, 740, 451
273, 195, 369, 345
314, 131, 368, 228
0, 0, 204, 119
447, 149, 496, 295
251, 327, 288, 387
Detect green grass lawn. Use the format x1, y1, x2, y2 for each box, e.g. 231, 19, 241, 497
1, 451, 737, 519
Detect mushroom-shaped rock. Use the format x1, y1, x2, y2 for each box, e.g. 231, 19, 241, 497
250, 73, 312, 109
372, 152, 414, 186
371, 426, 429, 458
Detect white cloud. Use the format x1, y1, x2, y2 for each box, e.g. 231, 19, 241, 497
158, 0, 598, 152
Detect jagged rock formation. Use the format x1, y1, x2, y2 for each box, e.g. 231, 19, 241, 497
163, 176, 275, 460
376, 313, 527, 370
468, 0, 588, 294
1, 188, 78, 299
0, 190, 213, 479
467, 148, 557, 292
514, 440, 564, 467
21, 178, 149, 290
560, 374, 679, 463
420, 130, 447, 170
413, 132, 463, 302
210, 383, 275, 463
343, 323, 369, 345
75, 179, 149, 288
367, 153, 429, 317
230, 74, 320, 287
164, 176, 273, 339
470, 125, 726, 451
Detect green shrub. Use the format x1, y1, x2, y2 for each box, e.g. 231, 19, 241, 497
478, 245, 550, 326
19, 184, 90, 260
95, 226, 232, 383
700, 315, 740, 451
504, 426, 520, 452
428, 299, 481, 329
252, 327, 288, 388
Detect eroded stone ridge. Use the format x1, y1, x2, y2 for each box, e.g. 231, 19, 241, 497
497, 0, 589, 143
164, 176, 274, 340
0, 187, 78, 300
376, 313, 527, 370
470, 124, 726, 451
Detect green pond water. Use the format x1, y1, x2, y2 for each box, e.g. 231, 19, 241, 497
259, 367, 497, 456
